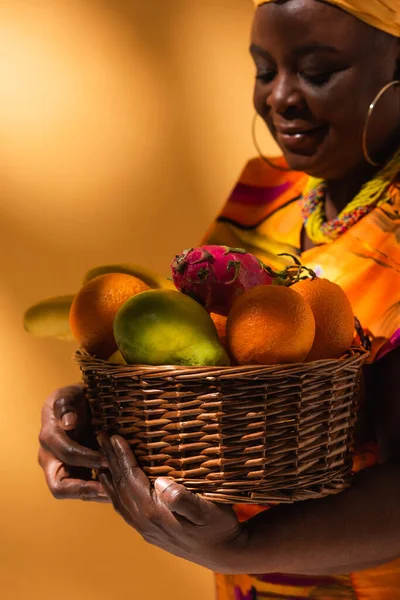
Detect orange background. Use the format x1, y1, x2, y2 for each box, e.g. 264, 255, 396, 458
0, 2, 277, 599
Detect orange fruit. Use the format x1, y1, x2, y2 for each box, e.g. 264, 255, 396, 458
226, 285, 315, 365
210, 312, 228, 348
210, 312, 236, 362
291, 278, 354, 361
69, 273, 149, 358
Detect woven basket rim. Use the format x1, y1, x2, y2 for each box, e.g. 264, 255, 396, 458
74, 345, 369, 376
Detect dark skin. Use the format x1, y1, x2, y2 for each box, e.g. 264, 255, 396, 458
252, 0, 400, 217
38, 0, 400, 576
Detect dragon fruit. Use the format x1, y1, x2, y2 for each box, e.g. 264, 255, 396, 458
171, 245, 275, 316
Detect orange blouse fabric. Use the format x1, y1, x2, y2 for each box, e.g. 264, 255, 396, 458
203, 157, 400, 600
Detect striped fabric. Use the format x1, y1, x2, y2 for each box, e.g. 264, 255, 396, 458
203, 157, 400, 599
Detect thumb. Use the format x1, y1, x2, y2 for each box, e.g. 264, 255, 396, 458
52, 384, 87, 431
155, 478, 208, 525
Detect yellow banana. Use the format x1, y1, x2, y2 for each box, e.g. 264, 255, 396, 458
23, 294, 74, 340
23, 263, 175, 341
83, 263, 175, 290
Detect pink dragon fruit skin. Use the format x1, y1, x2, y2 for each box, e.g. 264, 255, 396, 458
171, 245, 274, 316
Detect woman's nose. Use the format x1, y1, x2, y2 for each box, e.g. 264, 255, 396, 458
266, 72, 304, 114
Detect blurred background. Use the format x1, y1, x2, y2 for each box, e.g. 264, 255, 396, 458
0, 1, 277, 598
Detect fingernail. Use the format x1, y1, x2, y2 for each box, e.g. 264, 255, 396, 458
61, 412, 77, 429
155, 477, 173, 493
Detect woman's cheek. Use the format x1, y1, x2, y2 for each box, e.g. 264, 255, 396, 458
253, 83, 268, 113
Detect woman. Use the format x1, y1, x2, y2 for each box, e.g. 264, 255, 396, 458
38, 1, 400, 598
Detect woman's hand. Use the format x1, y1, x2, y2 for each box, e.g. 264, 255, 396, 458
38, 384, 109, 502
97, 434, 247, 573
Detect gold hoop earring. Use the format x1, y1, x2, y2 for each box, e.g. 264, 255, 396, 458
362, 80, 400, 168
252, 113, 291, 172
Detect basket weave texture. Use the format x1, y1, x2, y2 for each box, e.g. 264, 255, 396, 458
75, 347, 368, 505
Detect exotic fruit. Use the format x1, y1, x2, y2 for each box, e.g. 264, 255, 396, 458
171, 245, 274, 316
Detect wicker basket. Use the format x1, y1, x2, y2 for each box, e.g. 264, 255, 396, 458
75, 347, 368, 505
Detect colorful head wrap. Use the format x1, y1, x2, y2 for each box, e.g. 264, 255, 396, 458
253, 1, 400, 38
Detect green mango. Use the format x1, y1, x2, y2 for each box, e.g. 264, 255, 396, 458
113, 289, 230, 367
23, 294, 74, 340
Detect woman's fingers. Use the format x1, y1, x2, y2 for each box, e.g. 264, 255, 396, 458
98, 435, 210, 525
38, 384, 109, 503
155, 478, 209, 525
98, 471, 118, 503
39, 385, 107, 470
52, 384, 88, 431
97, 435, 151, 505
39, 427, 107, 469
98, 472, 135, 525
38, 447, 110, 503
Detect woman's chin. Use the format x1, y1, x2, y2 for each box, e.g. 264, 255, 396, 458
275, 126, 338, 177
282, 149, 336, 178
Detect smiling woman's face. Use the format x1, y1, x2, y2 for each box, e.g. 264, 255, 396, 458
251, 0, 400, 179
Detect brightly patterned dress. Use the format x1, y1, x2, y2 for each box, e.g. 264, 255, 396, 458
203, 156, 400, 600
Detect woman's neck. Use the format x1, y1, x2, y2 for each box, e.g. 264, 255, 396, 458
324, 163, 379, 220
324, 138, 400, 219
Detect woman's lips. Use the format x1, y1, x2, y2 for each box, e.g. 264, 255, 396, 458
276, 125, 328, 154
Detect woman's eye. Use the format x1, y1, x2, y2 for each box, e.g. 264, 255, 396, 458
302, 71, 335, 86
255, 71, 276, 84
